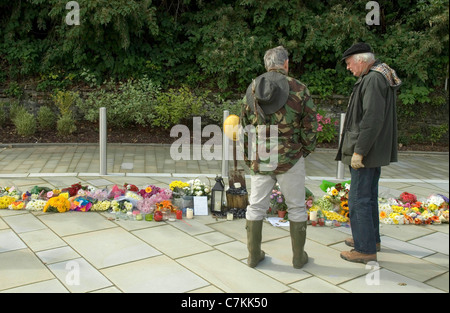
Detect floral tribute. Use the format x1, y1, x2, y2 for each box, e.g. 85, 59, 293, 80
0, 182, 176, 221
1, 180, 448, 226
379, 193, 449, 225
308, 181, 449, 226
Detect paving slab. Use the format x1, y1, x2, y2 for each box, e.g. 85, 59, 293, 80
0, 144, 448, 294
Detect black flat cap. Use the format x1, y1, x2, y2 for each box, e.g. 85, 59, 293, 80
341, 42, 373, 61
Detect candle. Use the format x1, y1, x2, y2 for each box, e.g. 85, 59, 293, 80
186, 208, 193, 219
227, 212, 234, 221
310, 210, 318, 222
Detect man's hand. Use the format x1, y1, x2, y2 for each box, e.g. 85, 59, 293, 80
351, 153, 365, 169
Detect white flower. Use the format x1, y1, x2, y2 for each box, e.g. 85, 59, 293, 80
27, 200, 46, 211
124, 201, 133, 211
427, 195, 445, 207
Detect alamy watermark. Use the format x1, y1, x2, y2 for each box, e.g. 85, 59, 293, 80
65, 1, 80, 26
169, 117, 279, 171
65, 260, 80, 286
365, 1, 380, 25
365, 261, 380, 286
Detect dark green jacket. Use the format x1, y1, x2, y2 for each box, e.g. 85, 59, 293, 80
336, 61, 401, 168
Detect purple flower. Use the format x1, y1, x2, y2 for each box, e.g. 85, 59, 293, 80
438, 194, 449, 203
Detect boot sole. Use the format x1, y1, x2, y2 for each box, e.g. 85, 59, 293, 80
340, 252, 377, 264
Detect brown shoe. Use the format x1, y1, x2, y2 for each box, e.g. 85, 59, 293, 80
340, 249, 377, 264
345, 237, 380, 252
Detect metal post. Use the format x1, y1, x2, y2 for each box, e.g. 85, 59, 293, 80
99, 107, 107, 175
222, 110, 230, 178
336, 113, 345, 179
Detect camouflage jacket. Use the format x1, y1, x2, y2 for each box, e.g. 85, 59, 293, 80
240, 69, 318, 175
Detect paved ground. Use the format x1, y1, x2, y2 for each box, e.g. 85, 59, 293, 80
0, 143, 448, 294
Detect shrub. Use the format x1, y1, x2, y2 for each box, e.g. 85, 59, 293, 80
52, 90, 81, 117
152, 86, 206, 128
57, 114, 77, 137
14, 112, 36, 137
8, 102, 27, 122
77, 76, 160, 128
316, 109, 338, 144
37, 106, 56, 130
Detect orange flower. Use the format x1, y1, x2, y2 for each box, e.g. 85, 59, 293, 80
380, 211, 387, 219
156, 200, 176, 212
404, 214, 413, 224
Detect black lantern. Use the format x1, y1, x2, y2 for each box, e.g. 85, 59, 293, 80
210, 176, 225, 214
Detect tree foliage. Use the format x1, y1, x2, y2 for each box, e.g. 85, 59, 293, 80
0, 0, 448, 100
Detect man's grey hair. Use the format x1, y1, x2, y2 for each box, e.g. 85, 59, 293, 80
264, 46, 289, 71
353, 52, 375, 63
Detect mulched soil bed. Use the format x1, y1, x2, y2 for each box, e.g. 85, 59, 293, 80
1, 121, 448, 152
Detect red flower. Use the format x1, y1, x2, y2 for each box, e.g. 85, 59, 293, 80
399, 192, 417, 204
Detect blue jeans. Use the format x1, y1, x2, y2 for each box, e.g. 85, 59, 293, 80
348, 166, 381, 254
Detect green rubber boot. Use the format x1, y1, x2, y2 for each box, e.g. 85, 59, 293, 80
246, 220, 265, 268
290, 221, 308, 269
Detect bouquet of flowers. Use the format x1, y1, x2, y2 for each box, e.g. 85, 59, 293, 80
69, 197, 93, 212
90, 200, 112, 212
0, 195, 17, 209
61, 182, 88, 197
155, 200, 177, 212
109, 185, 126, 199
188, 179, 211, 197
9, 201, 26, 210
269, 185, 287, 212
169, 181, 191, 196
44, 194, 71, 213
27, 199, 47, 211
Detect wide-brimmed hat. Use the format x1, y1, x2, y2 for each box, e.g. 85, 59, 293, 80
341, 42, 373, 61
245, 71, 289, 115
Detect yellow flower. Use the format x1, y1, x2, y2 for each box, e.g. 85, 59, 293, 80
0, 196, 16, 209
145, 186, 152, 193
44, 195, 70, 213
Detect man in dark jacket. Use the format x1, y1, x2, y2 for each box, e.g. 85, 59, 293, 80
336, 42, 401, 263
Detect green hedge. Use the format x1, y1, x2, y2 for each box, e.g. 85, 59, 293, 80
1, 1, 448, 95
0, 0, 448, 144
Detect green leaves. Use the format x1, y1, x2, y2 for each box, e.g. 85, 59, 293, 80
0, 0, 447, 98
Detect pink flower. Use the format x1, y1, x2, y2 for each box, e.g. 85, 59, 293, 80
317, 125, 323, 132
316, 114, 323, 122
324, 117, 331, 124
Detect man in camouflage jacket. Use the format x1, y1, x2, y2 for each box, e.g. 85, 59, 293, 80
240, 46, 318, 269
